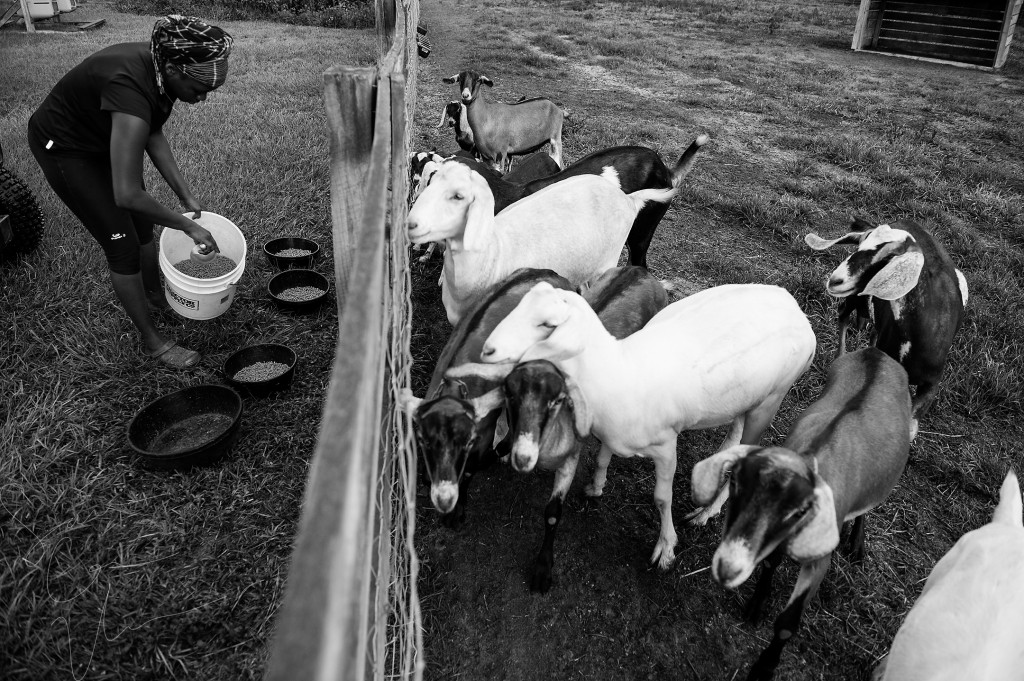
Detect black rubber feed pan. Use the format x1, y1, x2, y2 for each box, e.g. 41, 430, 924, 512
223, 343, 297, 397
263, 236, 321, 271
127, 384, 243, 470
267, 268, 330, 313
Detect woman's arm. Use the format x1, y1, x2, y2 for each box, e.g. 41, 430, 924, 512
109, 112, 217, 251
145, 129, 202, 215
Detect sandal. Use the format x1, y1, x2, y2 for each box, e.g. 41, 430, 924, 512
146, 340, 201, 369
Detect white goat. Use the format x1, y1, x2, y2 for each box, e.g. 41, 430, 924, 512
443, 70, 563, 172
874, 470, 1024, 681
406, 160, 676, 325
464, 281, 816, 570
692, 347, 912, 680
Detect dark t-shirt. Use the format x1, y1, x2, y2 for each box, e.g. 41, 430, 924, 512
29, 42, 174, 157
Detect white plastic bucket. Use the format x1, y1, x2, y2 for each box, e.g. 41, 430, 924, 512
158, 212, 247, 320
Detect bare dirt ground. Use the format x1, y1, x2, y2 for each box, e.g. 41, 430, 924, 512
405, 1, 1024, 680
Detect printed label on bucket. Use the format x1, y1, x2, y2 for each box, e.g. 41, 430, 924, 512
166, 284, 199, 311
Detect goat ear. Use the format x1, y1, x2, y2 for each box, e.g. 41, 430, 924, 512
437, 104, 450, 128
480, 75, 494, 87
471, 387, 505, 421
442, 75, 458, 84
805, 231, 869, 251
397, 388, 422, 417
691, 445, 759, 506
459, 175, 495, 252
562, 374, 592, 437
861, 247, 924, 300
520, 293, 583, 363
786, 481, 840, 562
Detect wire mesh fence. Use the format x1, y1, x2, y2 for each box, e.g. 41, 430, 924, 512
264, 1, 423, 679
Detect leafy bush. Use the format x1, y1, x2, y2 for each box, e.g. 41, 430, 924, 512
112, 0, 375, 29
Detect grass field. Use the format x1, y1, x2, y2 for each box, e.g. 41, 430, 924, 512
3, 0, 1024, 680
0, 9, 375, 680
408, 1, 1024, 680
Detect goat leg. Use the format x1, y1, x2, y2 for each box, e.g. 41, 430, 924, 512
530, 446, 580, 594
744, 548, 784, 625
584, 443, 614, 497
745, 556, 830, 681
625, 205, 668, 270
843, 515, 867, 563
649, 441, 680, 570
911, 379, 939, 420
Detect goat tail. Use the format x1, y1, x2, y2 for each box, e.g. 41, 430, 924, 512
992, 469, 1023, 527
670, 133, 710, 188
625, 184, 679, 211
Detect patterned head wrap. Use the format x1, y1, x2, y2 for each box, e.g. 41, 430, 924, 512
151, 15, 233, 96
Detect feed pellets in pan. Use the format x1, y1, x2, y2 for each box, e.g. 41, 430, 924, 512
173, 254, 238, 278
233, 361, 291, 383
278, 286, 325, 302
275, 248, 313, 258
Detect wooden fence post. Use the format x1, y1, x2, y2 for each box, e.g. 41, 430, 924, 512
263, 72, 392, 681
324, 66, 376, 313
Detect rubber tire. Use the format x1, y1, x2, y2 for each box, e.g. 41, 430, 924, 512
0, 166, 46, 260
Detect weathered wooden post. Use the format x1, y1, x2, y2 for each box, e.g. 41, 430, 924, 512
263, 70, 391, 681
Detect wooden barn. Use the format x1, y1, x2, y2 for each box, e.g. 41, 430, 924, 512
852, 0, 1024, 70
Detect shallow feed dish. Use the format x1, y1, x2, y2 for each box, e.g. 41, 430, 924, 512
263, 236, 321, 271
127, 384, 243, 470
267, 268, 330, 313
223, 343, 298, 397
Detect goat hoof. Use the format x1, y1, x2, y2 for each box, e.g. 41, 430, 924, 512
529, 568, 553, 594
650, 542, 677, 571
583, 484, 604, 498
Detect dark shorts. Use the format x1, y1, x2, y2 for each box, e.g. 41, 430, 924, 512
27, 120, 153, 275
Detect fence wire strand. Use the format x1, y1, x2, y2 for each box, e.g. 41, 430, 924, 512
374, 1, 422, 678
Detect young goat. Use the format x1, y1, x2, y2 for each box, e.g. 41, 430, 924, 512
448, 266, 670, 592
443, 70, 564, 172
436, 100, 476, 155
692, 347, 912, 681
874, 470, 1024, 681
805, 218, 968, 426
468, 281, 816, 570
407, 160, 677, 325
399, 268, 573, 526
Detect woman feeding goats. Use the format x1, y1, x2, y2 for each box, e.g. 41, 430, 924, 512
26, 15, 233, 368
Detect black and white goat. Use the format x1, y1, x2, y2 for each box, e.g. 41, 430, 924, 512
692, 347, 912, 681
443, 70, 564, 172
437, 100, 476, 155
449, 266, 669, 592
399, 268, 573, 525
805, 218, 968, 426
